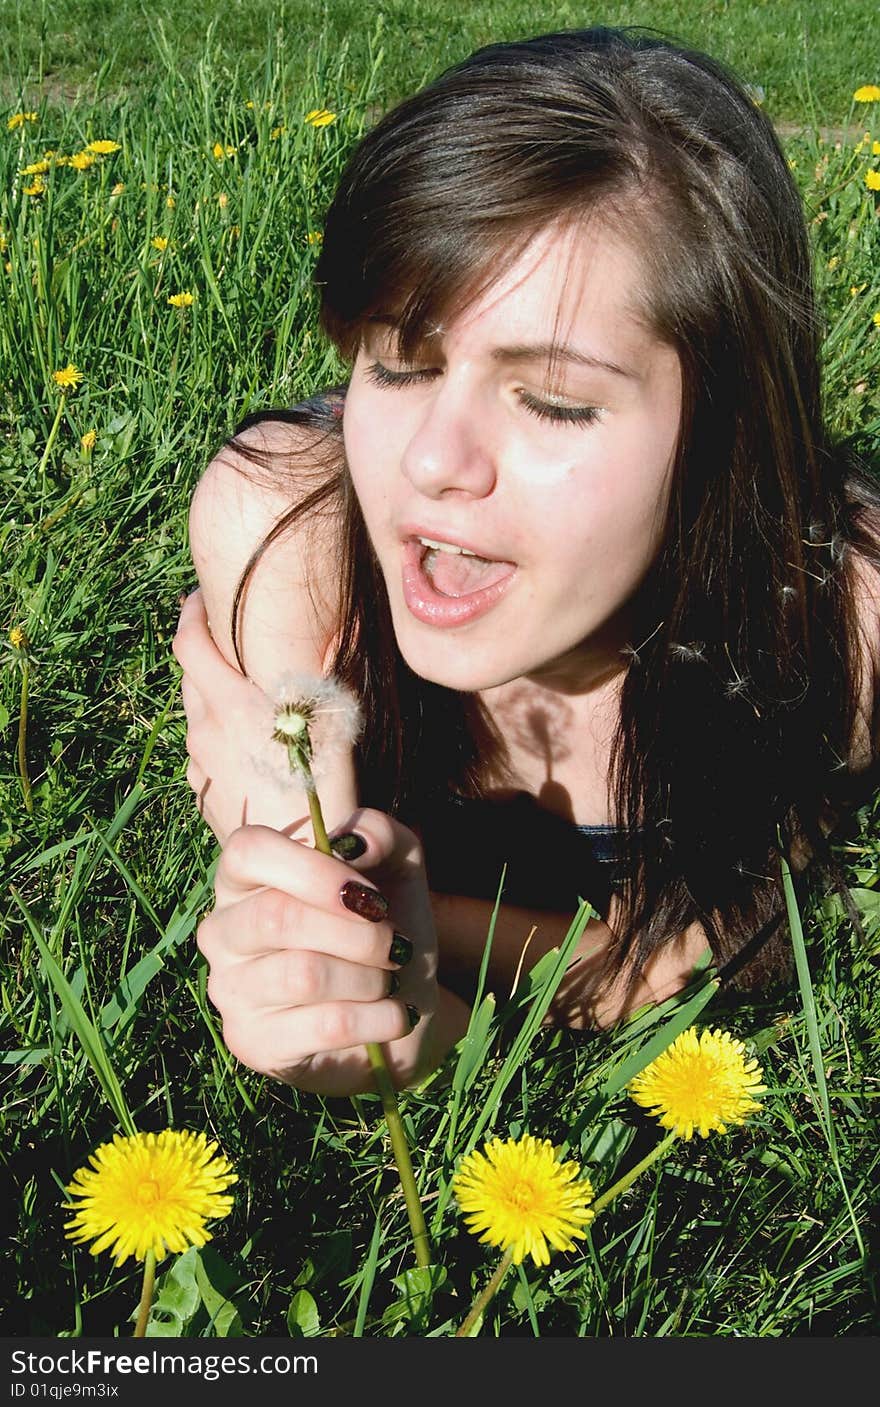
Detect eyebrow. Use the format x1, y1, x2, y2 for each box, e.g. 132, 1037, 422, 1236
365, 316, 636, 380
491, 342, 636, 380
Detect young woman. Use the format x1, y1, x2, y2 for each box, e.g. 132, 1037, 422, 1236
173, 25, 880, 1096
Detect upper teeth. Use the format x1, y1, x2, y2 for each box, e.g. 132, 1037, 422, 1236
418, 536, 477, 557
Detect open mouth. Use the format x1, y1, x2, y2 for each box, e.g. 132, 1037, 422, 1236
417, 536, 517, 598
400, 536, 518, 627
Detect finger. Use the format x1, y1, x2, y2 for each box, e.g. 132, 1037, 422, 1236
221, 997, 417, 1077
215, 824, 391, 915
172, 588, 251, 699
326, 807, 425, 882
207, 946, 399, 1014
198, 886, 410, 970
180, 674, 206, 725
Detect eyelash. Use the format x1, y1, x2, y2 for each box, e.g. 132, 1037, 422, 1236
364, 360, 602, 427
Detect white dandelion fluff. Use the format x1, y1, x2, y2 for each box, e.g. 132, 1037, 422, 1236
250, 673, 362, 793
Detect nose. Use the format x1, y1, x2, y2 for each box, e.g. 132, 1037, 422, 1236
400, 379, 497, 500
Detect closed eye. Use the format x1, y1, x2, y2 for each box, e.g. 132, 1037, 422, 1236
365, 360, 437, 389
517, 391, 603, 426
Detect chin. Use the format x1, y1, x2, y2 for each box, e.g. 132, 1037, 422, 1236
393, 631, 522, 694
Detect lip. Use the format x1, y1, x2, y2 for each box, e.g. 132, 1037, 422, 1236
400, 539, 517, 628
398, 522, 514, 562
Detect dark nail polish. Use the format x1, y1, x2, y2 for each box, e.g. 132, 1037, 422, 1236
339, 880, 388, 922
329, 831, 367, 861
389, 932, 413, 967
405, 1004, 421, 1030
388, 971, 401, 997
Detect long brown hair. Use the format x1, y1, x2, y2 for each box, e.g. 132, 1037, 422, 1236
228, 26, 880, 994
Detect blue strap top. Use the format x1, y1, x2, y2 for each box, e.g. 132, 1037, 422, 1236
414, 790, 627, 917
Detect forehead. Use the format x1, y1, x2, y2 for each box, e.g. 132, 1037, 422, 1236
370, 219, 662, 364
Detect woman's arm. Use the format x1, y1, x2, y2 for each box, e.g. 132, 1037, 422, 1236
182, 417, 357, 840
176, 419, 468, 1093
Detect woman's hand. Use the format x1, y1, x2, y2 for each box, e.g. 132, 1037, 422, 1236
172, 589, 358, 845
196, 811, 449, 1095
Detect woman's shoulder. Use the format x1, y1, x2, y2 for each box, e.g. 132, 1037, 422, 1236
187, 390, 347, 689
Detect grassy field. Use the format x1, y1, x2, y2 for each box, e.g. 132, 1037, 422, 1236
1, 2, 879, 1340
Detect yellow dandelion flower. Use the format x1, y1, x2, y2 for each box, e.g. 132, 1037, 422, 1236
19, 159, 50, 176
865, 170, 880, 191
304, 108, 336, 128
307, 230, 323, 245
63, 1129, 236, 1268
452, 1135, 594, 1268
851, 282, 867, 296
9, 626, 26, 649
853, 85, 880, 103
69, 151, 96, 171
110, 181, 125, 197
85, 140, 121, 155
22, 176, 46, 196
150, 236, 169, 252
167, 291, 194, 308
52, 363, 83, 391
7, 112, 37, 131
873, 142, 880, 157
245, 100, 255, 110
166, 195, 175, 209
270, 124, 286, 140
628, 1026, 766, 1141
873, 310, 880, 327
212, 142, 236, 160
81, 429, 97, 453
217, 192, 228, 209
827, 255, 840, 270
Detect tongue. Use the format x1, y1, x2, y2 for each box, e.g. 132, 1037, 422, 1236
425, 548, 514, 598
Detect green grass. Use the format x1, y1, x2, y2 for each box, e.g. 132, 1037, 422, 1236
1, 6, 879, 1340
0, 0, 878, 127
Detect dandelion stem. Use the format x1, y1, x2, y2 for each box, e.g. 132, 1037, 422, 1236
133, 1250, 156, 1338
37, 393, 67, 495
306, 785, 331, 855
591, 1129, 678, 1215
365, 1041, 431, 1268
455, 1247, 514, 1337
281, 718, 431, 1268
16, 654, 33, 815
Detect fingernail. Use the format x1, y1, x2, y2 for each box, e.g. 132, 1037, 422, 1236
339, 880, 388, 922
388, 972, 401, 997
405, 1004, 421, 1030
329, 831, 367, 861
389, 932, 413, 967
178, 591, 188, 609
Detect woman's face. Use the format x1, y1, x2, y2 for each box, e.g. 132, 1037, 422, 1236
343, 221, 682, 696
